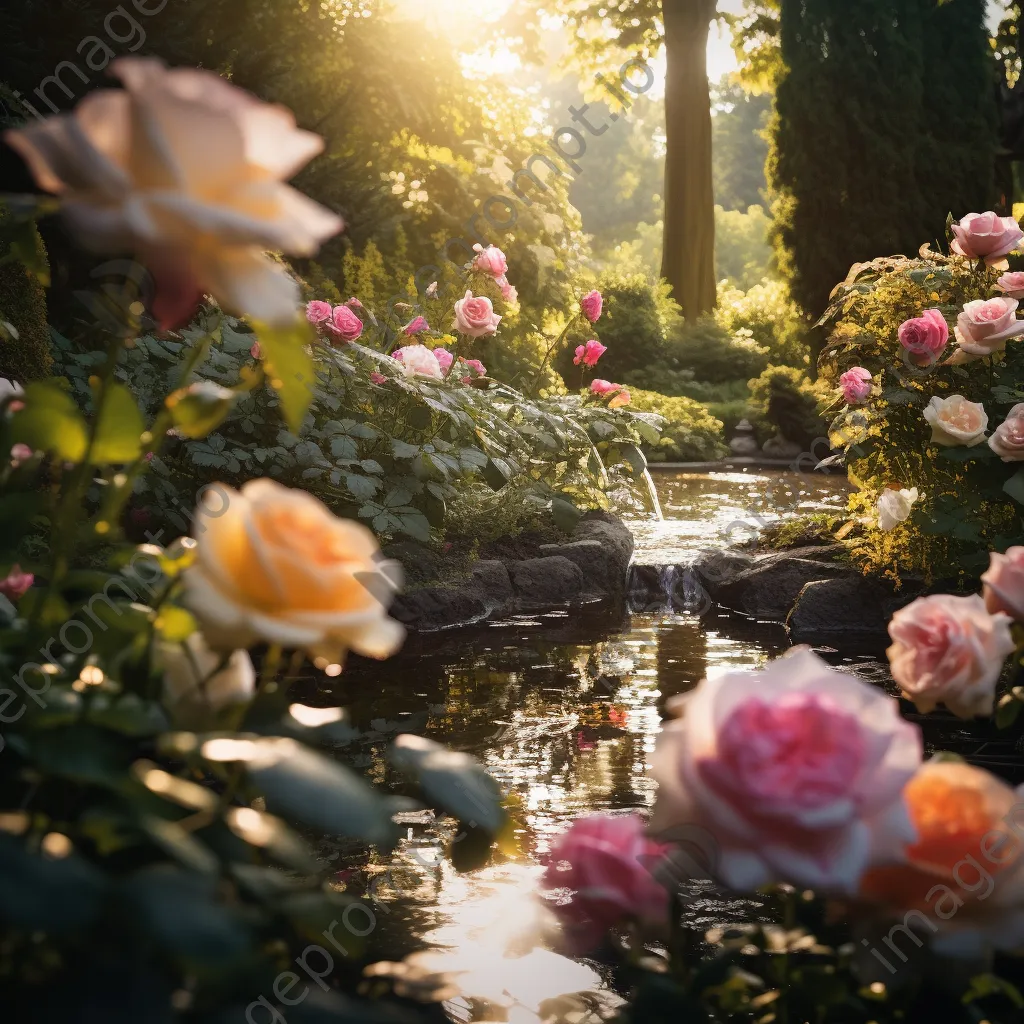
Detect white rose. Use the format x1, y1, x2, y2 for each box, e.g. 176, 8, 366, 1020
876, 487, 919, 531
922, 395, 988, 446
395, 344, 443, 379
4, 58, 342, 328
160, 632, 255, 726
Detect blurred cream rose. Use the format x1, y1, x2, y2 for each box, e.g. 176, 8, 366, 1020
989, 404, 1024, 461
4, 58, 342, 328
886, 593, 1014, 718
983, 546, 1024, 620
876, 487, 918, 531
159, 632, 255, 726
923, 395, 987, 446
182, 479, 404, 664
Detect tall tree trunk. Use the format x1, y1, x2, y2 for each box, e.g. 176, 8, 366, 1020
661, 0, 718, 322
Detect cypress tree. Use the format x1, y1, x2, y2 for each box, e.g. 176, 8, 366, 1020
770, 0, 997, 322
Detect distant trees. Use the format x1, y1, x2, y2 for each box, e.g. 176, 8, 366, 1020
770, 0, 997, 319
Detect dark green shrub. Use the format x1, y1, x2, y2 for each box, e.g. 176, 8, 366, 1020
748, 364, 825, 448
672, 317, 770, 384
628, 388, 727, 462
0, 216, 52, 383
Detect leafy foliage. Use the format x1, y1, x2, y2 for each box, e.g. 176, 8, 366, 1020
627, 388, 728, 462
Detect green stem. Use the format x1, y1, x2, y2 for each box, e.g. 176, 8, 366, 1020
529, 315, 580, 397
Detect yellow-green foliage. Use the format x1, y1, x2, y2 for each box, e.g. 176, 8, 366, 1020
748, 363, 825, 447
628, 388, 728, 462
819, 249, 1024, 582
0, 221, 52, 384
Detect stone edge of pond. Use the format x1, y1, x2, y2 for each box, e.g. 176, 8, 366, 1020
388, 511, 635, 632
691, 544, 976, 649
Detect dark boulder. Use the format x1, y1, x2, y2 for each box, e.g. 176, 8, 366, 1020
508, 556, 585, 611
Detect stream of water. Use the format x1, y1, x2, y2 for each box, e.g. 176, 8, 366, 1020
311, 469, 995, 1020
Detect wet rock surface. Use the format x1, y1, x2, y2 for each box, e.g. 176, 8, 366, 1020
389, 512, 635, 631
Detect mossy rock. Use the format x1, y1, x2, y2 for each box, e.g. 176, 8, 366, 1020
0, 217, 52, 383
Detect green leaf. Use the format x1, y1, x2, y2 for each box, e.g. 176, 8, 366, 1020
617, 442, 648, 476
6, 218, 50, 286
208, 737, 399, 846
10, 380, 88, 461
0, 834, 107, 933
92, 381, 144, 463
996, 693, 1022, 730
483, 457, 508, 491
390, 734, 505, 834
86, 695, 169, 737
551, 496, 582, 534
252, 318, 315, 432
165, 381, 237, 440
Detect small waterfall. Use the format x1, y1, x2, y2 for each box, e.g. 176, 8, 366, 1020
641, 469, 664, 521
627, 563, 709, 613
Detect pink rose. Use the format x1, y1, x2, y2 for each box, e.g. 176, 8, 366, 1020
989, 403, 1024, 461
886, 593, 1014, 718
580, 290, 603, 324
345, 297, 363, 309
306, 300, 333, 325
589, 379, 618, 397
250, 341, 262, 360
542, 814, 668, 949
839, 366, 872, 404
454, 290, 501, 338
9, 444, 33, 466
497, 275, 517, 304
403, 316, 429, 335
0, 564, 34, 602
649, 647, 922, 894
463, 358, 486, 377
897, 309, 948, 365
983, 546, 1024, 621
393, 344, 442, 379
951, 212, 1023, 261
573, 340, 607, 368
432, 347, 454, 375
997, 272, 1024, 299
472, 243, 507, 278
369, 372, 387, 385
324, 304, 363, 344
951, 297, 1024, 362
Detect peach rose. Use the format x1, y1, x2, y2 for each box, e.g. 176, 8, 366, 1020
876, 487, 919, 531
859, 761, 1024, 956
649, 647, 922, 894
182, 479, 404, 664
923, 395, 987, 446
989, 404, 1024, 461
5, 59, 342, 329
950, 297, 1024, 363
454, 291, 501, 338
997, 272, 1024, 300
608, 389, 631, 409
983, 546, 1024, 620
950, 212, 1024, 262
886, 594, 1014, 718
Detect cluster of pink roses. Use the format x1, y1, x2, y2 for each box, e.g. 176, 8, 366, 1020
573, 339, 606, 368
590, 378, 630, 408
390, 344, 486, 384
306, 299, 363, 343
471, 243, 517, 304
544, 645, 1024, 957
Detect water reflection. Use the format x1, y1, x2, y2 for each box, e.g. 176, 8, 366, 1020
321, 471, 849, 1017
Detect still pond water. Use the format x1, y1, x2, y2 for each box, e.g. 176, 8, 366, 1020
316, 470, 1007, 1019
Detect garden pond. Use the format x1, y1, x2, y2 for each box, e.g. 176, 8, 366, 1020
298, 469, 1019, 1020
